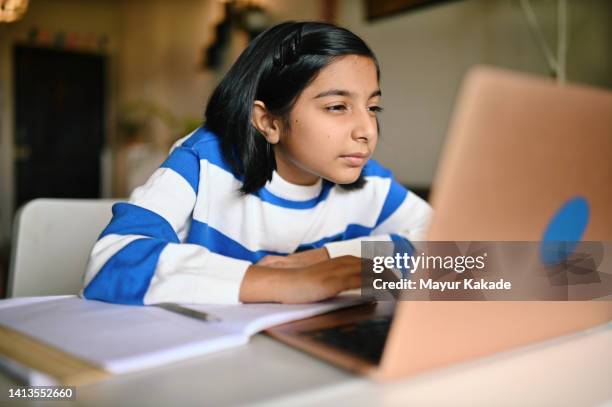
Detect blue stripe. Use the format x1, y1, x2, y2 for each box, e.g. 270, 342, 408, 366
187, 220, 286, 263
83, 238, 168, 305
100, 203, 180, 243
297, 224, 374, 251
362, 159, 393, 178
255, 181, 334, 210
390, 234, 415, 278
181, 127, 236, 175
375, 180, 408, 227
390, 233, 414, 251
160, 147, 200, 194
180, 126, 214, 149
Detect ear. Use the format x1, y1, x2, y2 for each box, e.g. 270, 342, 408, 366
251, 100, 281, 144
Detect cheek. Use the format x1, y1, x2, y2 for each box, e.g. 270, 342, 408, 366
293, 120, 333, 147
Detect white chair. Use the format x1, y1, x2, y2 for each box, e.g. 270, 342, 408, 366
7, 198, 118, 297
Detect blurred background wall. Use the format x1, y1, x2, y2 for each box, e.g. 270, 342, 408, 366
0, 0, 610, 248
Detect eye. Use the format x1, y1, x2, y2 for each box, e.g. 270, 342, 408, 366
368, 106, 384, 114
325, 105, 347, 112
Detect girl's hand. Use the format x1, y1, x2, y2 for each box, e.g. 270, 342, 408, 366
276, 256, 362, 303
257, 247, 329, 268
239, 256, 362, 304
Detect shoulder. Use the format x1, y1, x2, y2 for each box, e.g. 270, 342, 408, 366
169, 126, 233, 172
172, 126, 221, 152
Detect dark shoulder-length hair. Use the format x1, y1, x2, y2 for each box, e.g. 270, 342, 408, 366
205, 21, 380, 194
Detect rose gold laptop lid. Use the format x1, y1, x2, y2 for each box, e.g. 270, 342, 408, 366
376, 66, 612, 381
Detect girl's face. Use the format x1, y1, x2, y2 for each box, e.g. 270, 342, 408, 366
274, 55, 380, 186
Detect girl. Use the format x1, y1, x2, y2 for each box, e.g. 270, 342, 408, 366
81, 21, 432, 305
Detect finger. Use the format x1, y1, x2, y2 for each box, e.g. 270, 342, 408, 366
268, 261, 293, 269
329, 274, 361, 293
331, 257, 363, 276
257, 255, 284, 265
256, 256, 270, 265
265, 261, 283, 268
344, 274, 362, 290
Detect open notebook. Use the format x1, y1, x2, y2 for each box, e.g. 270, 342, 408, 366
0, 294, 365, 385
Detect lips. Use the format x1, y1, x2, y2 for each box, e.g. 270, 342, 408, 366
340, 152, 368, 166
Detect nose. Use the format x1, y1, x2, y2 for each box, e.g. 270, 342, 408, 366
351, 107, 377, 143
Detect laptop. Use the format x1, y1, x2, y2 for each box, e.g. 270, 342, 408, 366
266, 66, 612, 381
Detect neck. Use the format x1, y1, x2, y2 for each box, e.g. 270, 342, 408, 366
273, 147, 320, 186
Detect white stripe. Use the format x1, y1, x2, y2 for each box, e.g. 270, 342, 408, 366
325, 193, 432, 258
144, 243, 251, 305
373, 192, 433, 241
129, 167, 196, 241
300, 176, 391, 244
193, 162, 390, 253
324, 235, 392, 258
83, 234, 145, 288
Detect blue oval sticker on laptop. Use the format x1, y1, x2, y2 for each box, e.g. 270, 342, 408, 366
541, 196, 590, 266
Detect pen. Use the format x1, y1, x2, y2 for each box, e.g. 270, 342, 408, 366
155, 303, 221, 322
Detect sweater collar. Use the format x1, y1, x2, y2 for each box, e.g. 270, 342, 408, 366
264, 171, 323, 201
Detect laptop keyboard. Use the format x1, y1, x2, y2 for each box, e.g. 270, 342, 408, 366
300, 316, 392, 364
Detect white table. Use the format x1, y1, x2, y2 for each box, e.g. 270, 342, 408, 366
0, 323, 610, 406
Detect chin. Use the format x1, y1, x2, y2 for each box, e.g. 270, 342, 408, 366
328, 169, 362, 185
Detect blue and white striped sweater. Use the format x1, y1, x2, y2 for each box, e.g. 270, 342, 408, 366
81, 127, 432, 305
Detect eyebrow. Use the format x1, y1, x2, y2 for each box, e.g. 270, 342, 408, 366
313, 89, 382, 99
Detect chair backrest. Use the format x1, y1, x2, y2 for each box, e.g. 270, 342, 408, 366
7, 198, 118, 297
